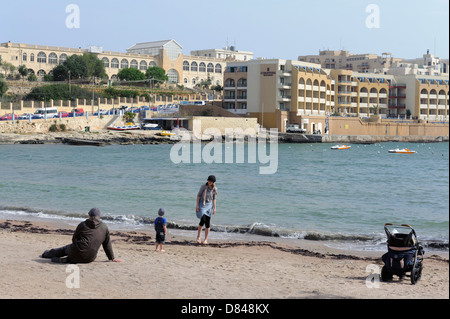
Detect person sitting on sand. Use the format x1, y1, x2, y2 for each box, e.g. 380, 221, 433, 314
196, 175, 218, 245
41, 207, 122, 264
154, 208, 167, 252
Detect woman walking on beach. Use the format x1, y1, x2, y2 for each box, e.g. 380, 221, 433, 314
196, 175, 218, 244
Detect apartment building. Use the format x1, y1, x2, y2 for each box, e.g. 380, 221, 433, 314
223, 59, 449, 132
191, 46, 254, 62
298, 50, 402, 73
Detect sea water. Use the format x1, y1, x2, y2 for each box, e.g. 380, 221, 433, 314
0, 141, 448, 252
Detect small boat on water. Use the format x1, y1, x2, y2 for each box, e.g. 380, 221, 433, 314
331, 144, 351, 150
388, 148, 416, 154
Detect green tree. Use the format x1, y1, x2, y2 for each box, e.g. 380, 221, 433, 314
118, 68, 146, 81
49, 53, 106, 81
52, 64, 69, 81
0, 79, 8, 97
63, 54, 87, 79
18, 65, 29, 79
25, 83, 100, 101
82, 53, 106, 79
145, 66, 168, 84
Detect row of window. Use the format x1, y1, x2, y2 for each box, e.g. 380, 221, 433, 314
20, 52, 224, 75
101, 57, 157, 70
23, 52, 68, 64
183, 61, 222, 73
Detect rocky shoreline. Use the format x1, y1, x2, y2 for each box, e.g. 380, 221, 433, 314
0, 130, 448, 145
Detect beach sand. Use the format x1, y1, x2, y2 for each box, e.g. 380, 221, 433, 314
0, 219, 448, 299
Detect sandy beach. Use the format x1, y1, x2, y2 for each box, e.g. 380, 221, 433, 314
0, 218, 448, 300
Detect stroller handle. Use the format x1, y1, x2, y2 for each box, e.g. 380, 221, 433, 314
384, 223, 412, 228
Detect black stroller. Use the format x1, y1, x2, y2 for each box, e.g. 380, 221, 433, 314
381, 223, 424, 285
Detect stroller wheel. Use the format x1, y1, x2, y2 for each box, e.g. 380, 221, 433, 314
381, 265, 393, 282
410, 263, 422, 285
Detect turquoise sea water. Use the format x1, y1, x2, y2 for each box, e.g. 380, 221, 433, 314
0, 141, 448, 251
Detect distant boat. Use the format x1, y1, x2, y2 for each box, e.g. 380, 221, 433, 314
388, 148, 416, 154
61, 138, 105, 146
158, 130, 175, 136
331, 144, 351, 150
107, 123, 140, 131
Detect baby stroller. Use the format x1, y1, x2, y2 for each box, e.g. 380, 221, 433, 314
381, 223, 424, 285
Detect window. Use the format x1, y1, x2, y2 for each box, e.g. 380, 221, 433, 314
59, 54, 67, 64
207, 63, 214, 73
49, 53, 58, 64
130, 60, 138, 69
183, 61, 189, 71
111, 58, 119, 68
102, 57, 109, 68
149, 61, 156, 67
37, 69, 46, 76
120, 59, 129, 69
191, 62, 198, 72
139, 60, 147, 71
37, 52, 46, 63
215, 64, 222, 73
30, 53, 35, 62
199, 62, 206, 72
167, 69, 178, 83
23, 53, 27, 61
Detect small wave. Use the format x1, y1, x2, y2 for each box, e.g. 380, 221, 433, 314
1, 207, 447, 251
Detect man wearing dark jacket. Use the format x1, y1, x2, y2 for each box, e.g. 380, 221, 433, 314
41, 208, 121, 263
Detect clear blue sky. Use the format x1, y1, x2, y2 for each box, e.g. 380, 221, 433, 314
1, 0, 448, 60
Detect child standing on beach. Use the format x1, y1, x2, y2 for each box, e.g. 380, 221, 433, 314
154, 208, 167, 252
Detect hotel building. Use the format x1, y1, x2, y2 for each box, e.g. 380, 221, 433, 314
0, 40, 241, 89
224, 59, 449, 132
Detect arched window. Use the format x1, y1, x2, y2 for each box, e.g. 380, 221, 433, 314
191, 62, 198, 72
215, 64, 222, 73
23, 52, 27, 61
183, 61, 190, 71
225, 78, 235, 87
130, 60, 138, 69
207, 63, 214, 73
299, 78, 305, 85
139, 60, 147, 71
149, 61, 156, 67
37, 52, 47, 63
49, 53, 58, 64
30, 53, 35, 62
120, 59, 129, 69
111, 58, 119, 68
167, 69, 179, 84
59, 54, 67, 64
102, 57, 109, 68
37, 69, 46, 76
420, 89, 428, 94
237, 78, 247, 87
199, 62, 206, 72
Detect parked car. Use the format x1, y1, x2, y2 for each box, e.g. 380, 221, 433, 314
18, 113, 34, 120
0, 113, 17, 121
67, 108, 84, 117
286, 124, 306, 133
93, 109, 108, 116
58, 111, 69, 118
